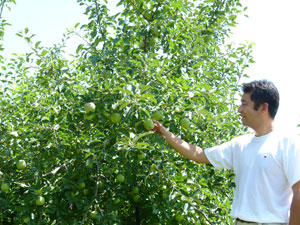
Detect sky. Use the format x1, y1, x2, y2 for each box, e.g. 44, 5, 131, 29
2, 0, 89, 57
2, 0, 300, 132
230, 0, 300, 132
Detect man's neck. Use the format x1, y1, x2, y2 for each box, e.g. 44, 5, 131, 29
254, 121, 274, 137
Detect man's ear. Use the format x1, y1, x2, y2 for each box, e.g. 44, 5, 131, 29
260, 103, 269, 113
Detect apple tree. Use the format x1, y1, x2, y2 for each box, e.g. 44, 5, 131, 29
0, 0, 16, 63
0, 0, 253, 224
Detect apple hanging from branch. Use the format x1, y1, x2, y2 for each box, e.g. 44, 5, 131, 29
84, 102, 96, 113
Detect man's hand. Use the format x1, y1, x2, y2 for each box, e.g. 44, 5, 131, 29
152, 120, 167, 137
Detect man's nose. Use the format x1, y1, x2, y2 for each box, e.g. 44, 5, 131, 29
238, 106, 242, 113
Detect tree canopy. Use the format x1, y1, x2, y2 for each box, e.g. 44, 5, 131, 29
0, 0, 253, 224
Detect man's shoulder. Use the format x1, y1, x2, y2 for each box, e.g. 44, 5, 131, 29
272, 129, 299, 142
266, 130, 300, 153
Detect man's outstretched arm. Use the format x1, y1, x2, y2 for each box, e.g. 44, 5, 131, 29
153, 121, 211, 165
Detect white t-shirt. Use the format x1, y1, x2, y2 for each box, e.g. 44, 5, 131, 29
204, 131, 300, 223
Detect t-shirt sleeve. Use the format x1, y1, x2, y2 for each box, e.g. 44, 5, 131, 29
282, 136, 300, 188
204, 139, 235, 170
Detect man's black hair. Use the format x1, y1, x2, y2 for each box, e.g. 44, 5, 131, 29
242, 80, 280, 119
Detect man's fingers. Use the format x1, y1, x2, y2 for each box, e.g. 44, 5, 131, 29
150, 120, 166, 137
152, 120, 161, 131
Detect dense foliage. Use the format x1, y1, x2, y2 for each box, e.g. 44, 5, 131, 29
0, 0, 253, 224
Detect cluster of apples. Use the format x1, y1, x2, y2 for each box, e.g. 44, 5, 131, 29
1, 160, 28, 193
84, 102, 191, 131
84, 102, 190, 130
84, 102, 122, 124
1, 159, 46, 216
144, 110, 191, 130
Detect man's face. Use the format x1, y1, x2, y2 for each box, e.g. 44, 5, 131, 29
238, 92, 259, 128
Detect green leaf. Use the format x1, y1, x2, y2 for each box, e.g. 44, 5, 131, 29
35, 41, 41, 49
41, 50, 47, 56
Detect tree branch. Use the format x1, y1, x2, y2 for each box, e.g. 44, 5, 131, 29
13, 160, 74, 183
194, 207, 213, 225
0, 0, 7, 20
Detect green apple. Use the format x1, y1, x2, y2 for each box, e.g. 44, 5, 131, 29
151, 110, 163, 121
116, 174, 125, 183
16, 159, 26, 170
113, 198, 120, 204
83, 189, 89, 195
110, 113, 121, 123
79, 182, 86, 189
138, 153, 145, 160
35, 196, 45, 206
175, 213, 184, 222
90, 211, 98, 219
139, 40, 145, 49
180, 118, 190, 129
150, 164, 156, 171
144, 11, 152, 21
133, 194, 140, 203
149, 38, 156, 47
84, 102, 96, 113
23, 217, 30, 223
132, 187, 139, 195
1, 182, 9, 193
143, 119, 154, 130
153, 26, 160, 37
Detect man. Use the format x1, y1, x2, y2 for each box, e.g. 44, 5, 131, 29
153, 80, 300, 225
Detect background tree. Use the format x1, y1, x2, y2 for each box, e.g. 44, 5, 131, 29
0, 0, 15, 65
0, 0, 253, 224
